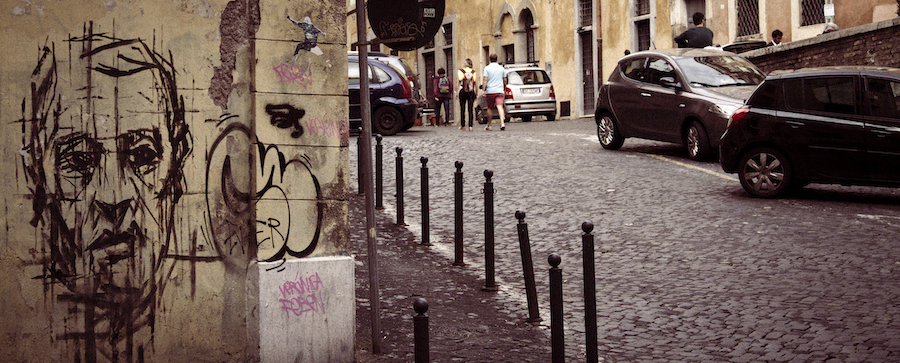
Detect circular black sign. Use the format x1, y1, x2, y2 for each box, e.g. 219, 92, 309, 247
368, 0, 445, 51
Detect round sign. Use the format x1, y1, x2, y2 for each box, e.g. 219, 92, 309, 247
367, 0, 445, 51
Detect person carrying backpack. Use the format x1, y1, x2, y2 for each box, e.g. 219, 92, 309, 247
457, 58, 477, 131
432, 68, 453, 126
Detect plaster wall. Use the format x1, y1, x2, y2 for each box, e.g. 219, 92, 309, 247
0, 0, 351, 362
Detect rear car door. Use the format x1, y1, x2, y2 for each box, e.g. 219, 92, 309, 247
863, 76, 900, 182
782, 76, 868, 181
607, 57, 648, 136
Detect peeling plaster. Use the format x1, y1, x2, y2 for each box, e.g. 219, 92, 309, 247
209, 0, 260, 110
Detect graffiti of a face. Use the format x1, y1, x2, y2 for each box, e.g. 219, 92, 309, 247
21, 32, 190, 362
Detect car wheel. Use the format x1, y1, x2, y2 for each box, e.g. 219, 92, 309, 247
373, 107, 404, 136
738, 147, 793, 198
475, 107, 488, 124
685, 121, 711, 160
546, 113, 556, 121
521, 115, 533, 122
596, 113, 624, 150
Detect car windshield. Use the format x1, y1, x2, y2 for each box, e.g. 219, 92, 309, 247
507, 70, 551, 85
674, 56, 766, 87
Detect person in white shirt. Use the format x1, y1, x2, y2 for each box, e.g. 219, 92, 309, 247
481, 53, 506, 131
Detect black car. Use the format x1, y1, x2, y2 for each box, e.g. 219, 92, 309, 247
349, 55, 419, 135
720, 66, 900, 198
595, 49, 766, 160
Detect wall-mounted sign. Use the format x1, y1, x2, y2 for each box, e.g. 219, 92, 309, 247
368, 0, 445, 51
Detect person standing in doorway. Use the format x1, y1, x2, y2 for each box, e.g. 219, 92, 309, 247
457, 58, 477, 131
482, 53, 506, 131
433, 68, 453, 126
767, 29, 783, 46
674, 12, 714, 48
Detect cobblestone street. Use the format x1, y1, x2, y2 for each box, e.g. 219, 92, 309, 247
353, 118, 900, 362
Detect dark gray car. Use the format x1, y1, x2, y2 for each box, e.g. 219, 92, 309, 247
594, 48, 765, 160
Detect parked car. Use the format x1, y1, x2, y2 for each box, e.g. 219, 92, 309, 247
348, 54, 419, 135
476, 63, 557, 124
720, 66, 900, 198
594, 48, 766, 160
352, 51, 425, 113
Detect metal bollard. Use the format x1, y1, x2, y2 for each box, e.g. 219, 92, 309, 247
395, 147, 405, 226
375, 134, 384, 209
583, 222, 598, 363
516, 211, 542, 323
414, 298, 430, 363
483, 170, 497, 291
421, 157, 431, 246
549, 253, 564, 363
453, 161, 465, 266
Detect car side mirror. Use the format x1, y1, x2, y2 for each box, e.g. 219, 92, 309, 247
660, 77, 681, 89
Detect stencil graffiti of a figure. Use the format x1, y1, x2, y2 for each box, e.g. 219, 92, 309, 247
19, 30, 190, 362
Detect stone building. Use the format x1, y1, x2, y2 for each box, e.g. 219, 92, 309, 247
1, 0, 353, 362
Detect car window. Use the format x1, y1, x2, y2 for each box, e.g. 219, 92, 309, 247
867, 78, 900, 119
372, 65, 392, 84
806, 77, 857, 115
348, 60, 377, 85
748, 80, 783, 110
507, 70, 551, 85
674, 56, 765, 87
645, 57, 677, 86
620, 58, 645, 81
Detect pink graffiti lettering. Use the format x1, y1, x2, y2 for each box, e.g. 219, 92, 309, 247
278, 272, 326, 317
304, 112, 350, 138
273, 62, 313, 88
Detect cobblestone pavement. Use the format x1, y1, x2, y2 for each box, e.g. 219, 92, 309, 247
353, 118, 900, 362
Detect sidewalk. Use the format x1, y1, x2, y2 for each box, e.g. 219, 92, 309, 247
351, 189, 554, 362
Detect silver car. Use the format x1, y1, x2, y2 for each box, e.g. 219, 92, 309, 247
594, 49, 765, 160
477, 63, 558, 123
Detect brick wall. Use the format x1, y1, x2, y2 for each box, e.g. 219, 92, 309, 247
743, 17, 900, 74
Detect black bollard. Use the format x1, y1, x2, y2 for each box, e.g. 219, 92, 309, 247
421, 157, 431, 246
516, 211, 542, 323
583, 222, 598, 363
375, 134, 384, 209
357, 129, 364, 194
549, 253, 564, 363
453, 161, 465, 266
395, 147, 405, 226
483, 170, 497, 291
414, 298, 430, 363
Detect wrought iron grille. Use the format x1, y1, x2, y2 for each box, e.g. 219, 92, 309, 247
801, 0, 825, 26
737, 0, 760, 36
443, 24, 453, 46
636, 19, 651, 51
580, 0, 592, 27
635, 0, 650, 16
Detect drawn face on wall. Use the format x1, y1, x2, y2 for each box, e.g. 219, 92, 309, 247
22, 34, 190, 361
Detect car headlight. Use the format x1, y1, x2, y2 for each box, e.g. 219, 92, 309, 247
709, 103, 740, 117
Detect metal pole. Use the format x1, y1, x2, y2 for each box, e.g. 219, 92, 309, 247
549, 253, 564, 363
357, 130, 363, 194
414, 298, 430, 363
516, 211, 541, 323
395, 147, 405, 226
421, 157, 431, 246
356, 0, 382, 353
483, 170, 497, 291
583, 222, 598, 363
375, 134, 384, 209
453, 161, 465, 266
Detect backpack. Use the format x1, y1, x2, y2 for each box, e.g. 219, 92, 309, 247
438, 76, 451, 94
461, 69, 475, 92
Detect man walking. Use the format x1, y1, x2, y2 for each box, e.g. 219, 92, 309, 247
674, 12, 713, 48
482, 53, 506, 131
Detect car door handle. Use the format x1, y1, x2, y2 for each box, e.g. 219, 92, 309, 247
640, 93, 651, 97
785, 121, 804, 128
871, 129, 893, 137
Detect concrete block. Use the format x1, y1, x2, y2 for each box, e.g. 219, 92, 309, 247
258, 256, 355, 363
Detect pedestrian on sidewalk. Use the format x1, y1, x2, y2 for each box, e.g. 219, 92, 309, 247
482, 53, 506, 131
458, 58, 477, 131
433, 67, 453, 126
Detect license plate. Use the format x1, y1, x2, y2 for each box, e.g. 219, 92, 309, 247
522, 88, 541, 95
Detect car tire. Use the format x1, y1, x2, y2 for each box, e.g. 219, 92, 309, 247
738, 147, 793, 198
475, 107, 488, 124
373, 107, 404, 136
521, 115, 533, 122
546, 113, 556, 121
685, 121, 711, 161
596, 112, 624, 150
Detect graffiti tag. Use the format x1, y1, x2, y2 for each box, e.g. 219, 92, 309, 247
273, 62, 313, 88
304, 112, 349, 138
278, 271, 326, 317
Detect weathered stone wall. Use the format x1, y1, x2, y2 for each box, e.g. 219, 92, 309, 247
744, 18, 900, 74
0, 0, 350, 362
